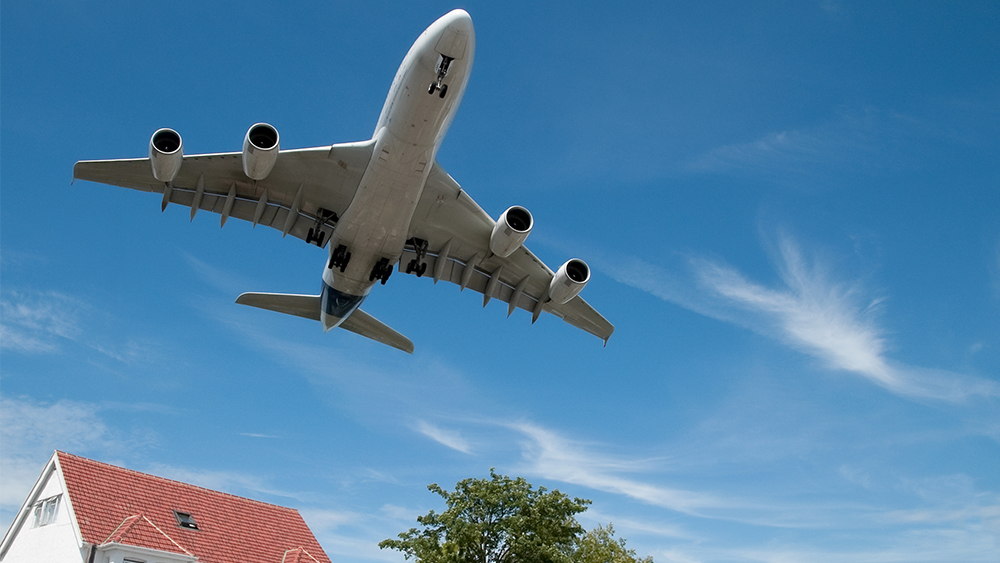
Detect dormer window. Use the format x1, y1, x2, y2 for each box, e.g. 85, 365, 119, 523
32, 495, 60, 527
173, 510, 199, 530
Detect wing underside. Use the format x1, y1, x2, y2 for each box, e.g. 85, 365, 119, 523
74, 143, 613, 344
402, 163, 614, 342
73, 141, 377, 246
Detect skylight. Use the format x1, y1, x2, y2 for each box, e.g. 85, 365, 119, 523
172, 510, 199, 530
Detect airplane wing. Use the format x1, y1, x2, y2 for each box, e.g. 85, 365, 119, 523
403, 162, 614, 343
73, 140, 377, 246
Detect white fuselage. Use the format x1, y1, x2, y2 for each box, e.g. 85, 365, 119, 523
320, 10, 475, 330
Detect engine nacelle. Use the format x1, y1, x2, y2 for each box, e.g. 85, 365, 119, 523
242, 123, 280, 180
548, 258, 590, 304
149, 128, 183, 182
489, 206, 533, 258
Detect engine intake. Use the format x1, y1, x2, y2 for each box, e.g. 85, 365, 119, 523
149, 128, 183, 182
548, 258, 590, 304
242, 123, 280, 180
489, 206, 533, 258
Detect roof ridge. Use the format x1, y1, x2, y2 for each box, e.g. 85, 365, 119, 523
136, 515, 194, 557
282, 547, 323, 563
100, 514, 193, 557
103, 515, 142, 544
56, 451, 298, 512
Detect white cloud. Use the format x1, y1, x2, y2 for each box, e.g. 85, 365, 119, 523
598, 234, 999, 402
0, 290, 81, 353
0, 288, 157, 364
510, 421, 722, 516
684, 109, 915, 187
142, 463, 304, 503
0, 397, 116, 527
413, 420, 472, 454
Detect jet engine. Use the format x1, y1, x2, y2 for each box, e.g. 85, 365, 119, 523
149, 128, 183, 182
489, 206, 533, 258
242, 123, 280, 180
548, 258, 590, 304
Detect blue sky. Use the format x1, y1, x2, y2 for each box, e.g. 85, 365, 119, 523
2, 1, 998, 561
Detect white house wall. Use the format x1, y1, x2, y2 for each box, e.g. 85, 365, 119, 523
0, 465, 85, 563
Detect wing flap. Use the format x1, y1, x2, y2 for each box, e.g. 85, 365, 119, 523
398, 247, 614, 342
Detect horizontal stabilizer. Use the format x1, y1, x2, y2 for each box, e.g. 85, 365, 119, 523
235, 292, 414, 354
340, 309, 414, 354
236, 292, 321, 321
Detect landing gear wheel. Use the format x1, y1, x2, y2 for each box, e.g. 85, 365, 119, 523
417, 262, 427, 277
370, 258, 391, 282
428, 83, 437, 95
329, 245, 350, 271
438, 84, 448, 99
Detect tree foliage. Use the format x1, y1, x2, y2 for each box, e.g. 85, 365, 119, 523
572, 524, 653, 563
379, 469, 591, 563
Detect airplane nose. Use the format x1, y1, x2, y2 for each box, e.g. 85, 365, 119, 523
433, 9, 474, 60
444, 9, 473, 32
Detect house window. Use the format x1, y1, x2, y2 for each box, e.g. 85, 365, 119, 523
173, 510, 199, 530
32, 495, 60, 527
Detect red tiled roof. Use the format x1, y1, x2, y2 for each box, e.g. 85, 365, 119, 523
56, 452, 332, 563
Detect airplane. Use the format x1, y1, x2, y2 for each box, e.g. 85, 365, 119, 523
73, 9, 613, 354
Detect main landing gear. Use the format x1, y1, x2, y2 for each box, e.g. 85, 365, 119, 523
427, 55, 453, 99
369, 258, 392, 285
305, 228, 326, 247
306, 208, 338, 248
405, 238, 429, 277
328, 244, 351, 272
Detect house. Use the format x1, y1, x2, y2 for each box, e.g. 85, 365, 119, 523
1, 451, 333, 563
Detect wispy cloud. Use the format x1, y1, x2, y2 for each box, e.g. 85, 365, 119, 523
686, 110, 882, 182
414, 420, 473, 454
0, 287, 157, 364
510, 421, 722, 516
143, 463, 305, 503
598, 233, 998, 402
182, 251, 261, 296
0, 290, 81, 353
0, 397, 119, 526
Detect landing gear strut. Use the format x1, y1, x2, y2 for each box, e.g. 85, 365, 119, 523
328, 244, 351, 272
427, 55, 453, 99
369, 258, 392, 285
306, 208, 338, 247
405, 238, 429, 277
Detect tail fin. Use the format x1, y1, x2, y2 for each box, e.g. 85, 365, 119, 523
235, 292, 414, 354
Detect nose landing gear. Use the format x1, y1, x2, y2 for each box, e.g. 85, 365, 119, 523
427, 55, 453, 99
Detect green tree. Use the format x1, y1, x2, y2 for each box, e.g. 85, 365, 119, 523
573, 524, 653, 563
379, 469, 591, 563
